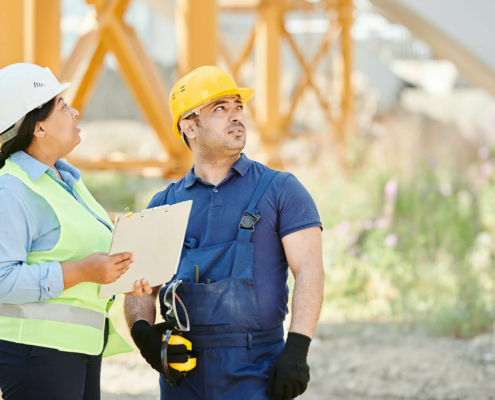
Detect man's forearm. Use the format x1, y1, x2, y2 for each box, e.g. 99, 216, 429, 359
289, 268, 324, 338
124, 285, 161, 330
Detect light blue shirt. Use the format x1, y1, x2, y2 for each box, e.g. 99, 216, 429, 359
0, 151, 112, 304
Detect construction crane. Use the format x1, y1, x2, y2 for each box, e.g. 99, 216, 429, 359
0, 0, 354, 176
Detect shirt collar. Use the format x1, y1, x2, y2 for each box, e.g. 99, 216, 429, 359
184, 153, 252, 189
10, 151, 81, 183
11, 151, 50, 182
55, 158, 81, 182
231, 153, 252, 177
184, 167, 198, 188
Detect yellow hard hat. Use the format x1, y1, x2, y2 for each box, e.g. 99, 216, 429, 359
169, 66, 255, 139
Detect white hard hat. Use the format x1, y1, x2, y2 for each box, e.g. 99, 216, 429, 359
0, 63, 71, 145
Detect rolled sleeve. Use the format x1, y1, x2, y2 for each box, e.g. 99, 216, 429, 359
39, 261, 64, 301
277, 174, 322, 238
0, 186, 64, 303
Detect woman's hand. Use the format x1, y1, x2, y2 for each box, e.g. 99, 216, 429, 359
81, 252, 135, 284
61, 252, 135, 290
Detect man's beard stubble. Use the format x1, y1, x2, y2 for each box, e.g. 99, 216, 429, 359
197, 121, 246, 164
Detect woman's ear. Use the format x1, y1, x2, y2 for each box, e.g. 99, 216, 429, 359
33, 122, 46, 138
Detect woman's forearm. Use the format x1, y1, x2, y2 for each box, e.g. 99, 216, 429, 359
60, 260, 86, 290
1, 253, 133, 303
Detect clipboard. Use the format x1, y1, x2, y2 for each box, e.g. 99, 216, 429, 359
98, 200, 192, 298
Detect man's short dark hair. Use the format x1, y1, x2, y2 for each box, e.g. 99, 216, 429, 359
182, 133, 190, 149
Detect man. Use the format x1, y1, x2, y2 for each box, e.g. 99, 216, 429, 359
124, 66, 324, 400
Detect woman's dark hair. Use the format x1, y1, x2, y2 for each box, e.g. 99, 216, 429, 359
0, 98, 56, 168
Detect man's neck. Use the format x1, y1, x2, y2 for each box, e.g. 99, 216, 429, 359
193, 153, 241, 186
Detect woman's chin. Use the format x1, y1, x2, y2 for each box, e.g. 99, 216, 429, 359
73, 134, 82, 148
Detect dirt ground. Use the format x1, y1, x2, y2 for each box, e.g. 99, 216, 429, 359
97, 322, 495, 400
2, 322, 494, 399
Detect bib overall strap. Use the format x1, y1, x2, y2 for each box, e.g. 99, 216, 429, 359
237, 169, 278, 242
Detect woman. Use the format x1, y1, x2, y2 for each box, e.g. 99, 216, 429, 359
0, 63, 151, 400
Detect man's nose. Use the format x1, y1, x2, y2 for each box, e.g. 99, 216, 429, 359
230, 109, 242, 122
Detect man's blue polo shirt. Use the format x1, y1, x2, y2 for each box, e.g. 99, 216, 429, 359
148, 153, 322, 331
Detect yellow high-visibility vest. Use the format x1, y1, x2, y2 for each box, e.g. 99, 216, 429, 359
0, 158, 133, 357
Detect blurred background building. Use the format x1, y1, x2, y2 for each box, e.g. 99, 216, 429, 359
3, 1, 495, 399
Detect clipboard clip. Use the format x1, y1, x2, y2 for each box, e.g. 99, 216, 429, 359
125, 207, 133, 218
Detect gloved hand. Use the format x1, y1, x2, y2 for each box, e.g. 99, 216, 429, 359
131, 320, 190, 377
266, 332, 311, 400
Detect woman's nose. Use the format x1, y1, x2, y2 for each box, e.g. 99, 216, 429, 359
71, 106, 80, 119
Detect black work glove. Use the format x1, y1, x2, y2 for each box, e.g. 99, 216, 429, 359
131, 320, 190, 377
266, 332, 311, 400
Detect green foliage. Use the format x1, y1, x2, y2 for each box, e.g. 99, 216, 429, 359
300, 148, 495, 337
82, 171, 171, 212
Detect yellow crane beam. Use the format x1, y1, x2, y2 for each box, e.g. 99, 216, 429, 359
218, 0, 354, 158
176, 0, 218, 76
24, 0, 61, 73
0, 0, 60, 73
0, 0, 24, 68
280, 14, 341, 131
337, 0, 354, 142
58, 0, 192, 172
255, 0, 284, 168
1, 0, 354, 174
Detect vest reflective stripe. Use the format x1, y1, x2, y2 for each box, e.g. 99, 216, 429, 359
0, 303, 104, 331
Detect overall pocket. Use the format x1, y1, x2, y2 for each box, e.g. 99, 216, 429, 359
175, 277, 235, 329
247, 339, 284, 367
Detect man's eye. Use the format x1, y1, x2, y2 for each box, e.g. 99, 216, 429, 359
215, 106, 224, 111
238, 105, 244, 110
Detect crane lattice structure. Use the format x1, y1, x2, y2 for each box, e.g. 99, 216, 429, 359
0, 0, 353, 176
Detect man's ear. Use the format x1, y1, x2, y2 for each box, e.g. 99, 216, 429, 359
179, 119, 197, 140
33, 122, 46, 138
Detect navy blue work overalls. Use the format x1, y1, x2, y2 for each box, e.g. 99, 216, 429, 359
159, 170, 285, 400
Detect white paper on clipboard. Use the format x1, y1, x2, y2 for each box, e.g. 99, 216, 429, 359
98, 200, 192, 298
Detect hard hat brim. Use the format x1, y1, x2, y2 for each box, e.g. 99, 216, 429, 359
238, 88, 255, 104
51, 82, 71, 104
24, 82, 71, 117
60, 82, 71, 92
173, 87, 255, 138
